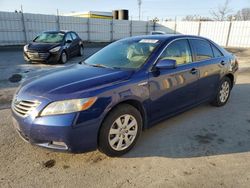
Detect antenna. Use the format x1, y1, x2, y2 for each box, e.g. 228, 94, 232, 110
138, 0, 142, 20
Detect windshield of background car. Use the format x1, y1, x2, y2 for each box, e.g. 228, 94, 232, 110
85, 39, 161, 69
34, 32, 64, 43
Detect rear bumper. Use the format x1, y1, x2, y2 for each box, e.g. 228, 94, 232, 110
24, 51, 61, 64
12, 111, 101, 153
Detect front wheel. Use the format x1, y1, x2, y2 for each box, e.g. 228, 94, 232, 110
60, 51, 67, 64
98, 104, 142, 157
211, 77, 232, 107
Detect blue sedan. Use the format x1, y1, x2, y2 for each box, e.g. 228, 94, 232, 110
11, 35, 238, 156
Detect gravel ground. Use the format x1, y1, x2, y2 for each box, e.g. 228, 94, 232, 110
0, 46, 250, 188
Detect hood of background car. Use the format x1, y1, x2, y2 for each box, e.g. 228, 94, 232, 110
18, 64, 133, 99
27, 42, 60, 52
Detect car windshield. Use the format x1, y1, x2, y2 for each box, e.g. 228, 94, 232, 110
34, 32, 64, 43
84, 39, 160, 69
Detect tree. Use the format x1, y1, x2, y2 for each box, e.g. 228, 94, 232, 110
235, 8, 250, 20
182, 15, 199, 21
182, 15, 212, 21
210, 0, 232, 21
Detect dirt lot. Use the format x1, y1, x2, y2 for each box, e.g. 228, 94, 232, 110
0, 47, 250, 188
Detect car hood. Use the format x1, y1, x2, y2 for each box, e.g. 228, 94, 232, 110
27, 42, 60, 52
18, 64, 133, 99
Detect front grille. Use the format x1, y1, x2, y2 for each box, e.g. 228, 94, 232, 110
27, 51, 49, 60
38, 52, 50, 59
12, 100, 40, 117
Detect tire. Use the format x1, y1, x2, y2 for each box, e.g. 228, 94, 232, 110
78, 45, 84, 56
211, 77, 232, 107
60, 51, 67, 64
98, 104, 142, 157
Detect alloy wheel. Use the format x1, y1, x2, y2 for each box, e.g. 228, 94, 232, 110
108, 114, 138, 151
219, 81, 230, 103
61, 52, 67, 63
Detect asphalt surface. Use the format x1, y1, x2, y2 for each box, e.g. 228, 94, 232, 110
0, 46, 250, 188
0, 46, 102, 109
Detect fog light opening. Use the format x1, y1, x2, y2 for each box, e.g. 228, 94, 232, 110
51, 141, 67, 148
36, 141, 68, 150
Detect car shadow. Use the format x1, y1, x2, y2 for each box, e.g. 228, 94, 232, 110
123, 83, 250, 158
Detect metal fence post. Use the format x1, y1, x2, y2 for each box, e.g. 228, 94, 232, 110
87, 18, 90, 42
146, 21, 149, 34
226, 20, 232, 47
110, 19, 114, 42
198, 21, 202, 36
174, 16, 177, 34
130, 20, 133, 37
21, 12, 27, 43
153, 21, 156, 31
56, 9, 60, 30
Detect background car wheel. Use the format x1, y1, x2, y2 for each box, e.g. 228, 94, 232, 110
211, 77, 232, 107
98, 104, 142, 157
60, 51, 67, 64
78, 45, 84, 56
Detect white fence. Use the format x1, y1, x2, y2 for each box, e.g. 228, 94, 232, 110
156, 21, 250, 48
0, 11, 250, 48
0, 11, 153, 45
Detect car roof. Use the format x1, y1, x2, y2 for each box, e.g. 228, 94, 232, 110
128, 34, 210, 42
43, 30, 73, 34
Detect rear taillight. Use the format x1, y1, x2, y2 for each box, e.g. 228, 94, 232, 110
234, 58, 239, 71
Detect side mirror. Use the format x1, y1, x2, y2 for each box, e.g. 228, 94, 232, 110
155, 59, 177, 69
66, 40, 72, 43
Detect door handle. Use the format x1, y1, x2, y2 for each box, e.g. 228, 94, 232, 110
220, 61, 226, 65
190, 68, 198, 74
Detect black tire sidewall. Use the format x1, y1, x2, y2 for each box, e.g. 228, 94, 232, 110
98, 104, 142, 157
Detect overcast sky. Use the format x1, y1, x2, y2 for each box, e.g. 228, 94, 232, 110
0, 0, 249, 20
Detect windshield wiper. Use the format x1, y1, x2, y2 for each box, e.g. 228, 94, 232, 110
79, 61, 88, 65
79, 62, 119, 69
91, 64, 111, 68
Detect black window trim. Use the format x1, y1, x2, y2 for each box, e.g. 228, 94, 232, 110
210, 43, 224, 58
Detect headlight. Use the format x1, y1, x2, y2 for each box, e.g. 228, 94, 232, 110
23, 44, 28, 52
40, 97, 97, 116
49, 46, 61, 53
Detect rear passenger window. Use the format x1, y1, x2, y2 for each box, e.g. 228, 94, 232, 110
212, 45, 223, 58
160, 39, 192, 65
190, 39, 213, 61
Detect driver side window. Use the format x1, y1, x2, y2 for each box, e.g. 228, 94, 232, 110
160, 39, 192, 66
65, 33, 72, 42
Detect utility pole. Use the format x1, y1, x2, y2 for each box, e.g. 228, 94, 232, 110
138, 0, 142, 20
20, 5, 23, 12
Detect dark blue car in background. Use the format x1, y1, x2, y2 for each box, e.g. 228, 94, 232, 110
12, 35, 238, 156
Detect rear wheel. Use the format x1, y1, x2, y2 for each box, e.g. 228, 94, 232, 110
60, 51, 67, 64
78, 45, 84, 56
211, 77, 232, 107
98, 104, 142, 157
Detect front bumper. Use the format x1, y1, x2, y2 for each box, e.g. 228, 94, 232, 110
23, 51, 61, 64
12, 110, 102, 153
